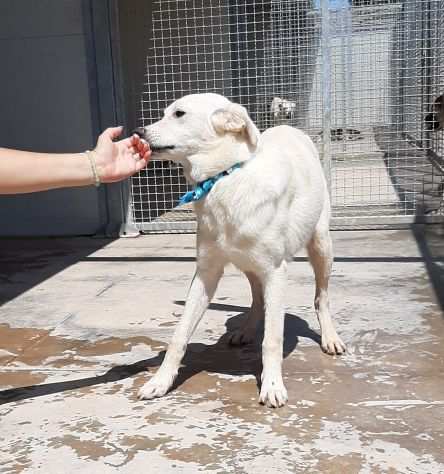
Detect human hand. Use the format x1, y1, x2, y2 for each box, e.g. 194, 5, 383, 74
93, 126, 151, 183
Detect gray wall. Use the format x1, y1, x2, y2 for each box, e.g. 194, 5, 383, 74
0, 0, 109, 236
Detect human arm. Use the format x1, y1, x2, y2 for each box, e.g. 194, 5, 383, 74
0, 126, 151, 194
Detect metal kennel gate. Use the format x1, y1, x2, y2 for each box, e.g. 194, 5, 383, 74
126, 0, 444, 232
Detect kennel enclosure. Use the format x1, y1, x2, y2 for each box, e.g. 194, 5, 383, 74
119, 0, 444, 233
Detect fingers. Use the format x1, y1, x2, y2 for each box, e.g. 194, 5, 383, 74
128, 134, 151, 172
130, 134, 151, 159
134, 157, 149, 172
101, 126, 124, 141
139, 139, 150, 158
129, 134, 141, 152
129, 133, 148, 149
133, 148, 151, 171
136, 146, 151, 168
129, 134, 139, 147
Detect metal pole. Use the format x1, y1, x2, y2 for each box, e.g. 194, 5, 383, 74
344, 0, 353, 128
321, 0, 332, 193
423, 0, 433, 150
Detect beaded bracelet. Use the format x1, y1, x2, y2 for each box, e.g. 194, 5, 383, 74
85, 150, 101, 187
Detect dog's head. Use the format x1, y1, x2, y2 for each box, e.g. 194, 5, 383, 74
135, 93, 260, 182
270, 97, 296, 120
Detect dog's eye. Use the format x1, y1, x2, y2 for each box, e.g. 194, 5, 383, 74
174, 110, 186, 118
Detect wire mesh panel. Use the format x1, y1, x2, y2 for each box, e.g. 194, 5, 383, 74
326, 2, 402, 218
427, 1, 444, 171
391, 0, 444, 217
128, 0, 444, 231
324, 0, 444, 221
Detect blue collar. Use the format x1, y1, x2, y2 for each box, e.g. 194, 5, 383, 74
178, 163, 242, 206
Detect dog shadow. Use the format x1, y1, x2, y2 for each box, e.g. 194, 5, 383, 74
0, 303, 321, 405
170, 302, 321, 392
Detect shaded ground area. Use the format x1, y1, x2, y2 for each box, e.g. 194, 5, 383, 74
329, 126, 444, 218
375, 126, 444, 215
1, 230, 444, 473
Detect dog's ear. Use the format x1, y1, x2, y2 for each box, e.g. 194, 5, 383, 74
211, 103, 260, 151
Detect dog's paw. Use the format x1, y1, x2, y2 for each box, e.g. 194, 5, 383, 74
138, 375, 173, 400
259, 376, 288, 408
227, 327, 256, 346
322, 332, 346, 355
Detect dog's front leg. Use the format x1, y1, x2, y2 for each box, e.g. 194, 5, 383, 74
259, 261, 288, 408
138, 261, 223, 400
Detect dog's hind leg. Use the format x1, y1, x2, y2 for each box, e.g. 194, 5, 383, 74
227, 272, 263, 346
306, 223, 346, 355
259, 262, 288, 408
138, 256, 224, 400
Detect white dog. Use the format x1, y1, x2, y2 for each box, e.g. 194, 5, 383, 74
136, 93, 345, 408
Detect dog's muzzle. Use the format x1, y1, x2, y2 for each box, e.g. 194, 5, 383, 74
131, 127, 175, 151
132, 127, 146, 138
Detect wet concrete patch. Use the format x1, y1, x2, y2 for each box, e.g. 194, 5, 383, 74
0, 370, 47, 389
0, 324, 50, 365
0, 324, 164, 372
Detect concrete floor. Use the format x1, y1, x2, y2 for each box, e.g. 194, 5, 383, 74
1, 228, 444, 473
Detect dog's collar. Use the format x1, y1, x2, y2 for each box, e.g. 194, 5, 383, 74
178, 163, 243, 205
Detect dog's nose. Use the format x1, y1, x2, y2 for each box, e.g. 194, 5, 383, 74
131, 127, 145, 138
